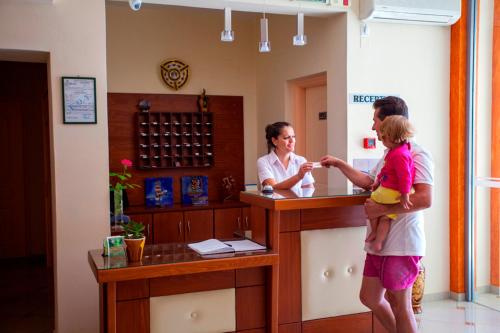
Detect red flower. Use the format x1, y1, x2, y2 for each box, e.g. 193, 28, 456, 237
121, 159, 133, 167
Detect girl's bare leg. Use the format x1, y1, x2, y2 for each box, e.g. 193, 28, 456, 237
366, 217, 379, 242
371, 216, 391, 252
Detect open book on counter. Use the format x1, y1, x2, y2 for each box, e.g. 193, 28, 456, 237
188, 239, 267, 255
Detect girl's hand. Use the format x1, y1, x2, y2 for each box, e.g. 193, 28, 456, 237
400, 193, 413, 210
297, 162, 314, 179
320, 155, 339, 168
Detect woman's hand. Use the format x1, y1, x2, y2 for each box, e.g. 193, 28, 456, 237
320, 155, 340, 168
297, 162, 314, 179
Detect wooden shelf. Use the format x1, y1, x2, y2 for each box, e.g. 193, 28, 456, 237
124, 200, 249, 215
137, 111, 214, 169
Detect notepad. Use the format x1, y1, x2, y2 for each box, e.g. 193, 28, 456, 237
188, 239, 266, 255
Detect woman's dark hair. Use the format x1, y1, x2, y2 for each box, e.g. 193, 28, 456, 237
265, 122, 291, 153
373, 96, 409, 121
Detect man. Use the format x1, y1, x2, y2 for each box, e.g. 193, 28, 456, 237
320, 96, 433, 333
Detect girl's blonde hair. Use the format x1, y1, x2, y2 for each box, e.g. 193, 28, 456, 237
379, 115, 414, 144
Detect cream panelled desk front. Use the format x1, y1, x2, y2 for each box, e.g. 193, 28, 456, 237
240, 187, 384, 333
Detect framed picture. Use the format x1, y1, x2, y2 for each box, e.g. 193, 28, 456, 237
181, 176, 208, 205
62, 76, 97, 124
145, 177, 174, 207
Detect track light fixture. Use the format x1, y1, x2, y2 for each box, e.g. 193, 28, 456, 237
129, 0, 142, 11
221, 7, 235, 42
259, 13, 271, 53
293, 12, 307, 46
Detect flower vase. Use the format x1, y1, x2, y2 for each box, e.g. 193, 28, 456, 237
114, 188, 124, 223
412, 263, 425, 314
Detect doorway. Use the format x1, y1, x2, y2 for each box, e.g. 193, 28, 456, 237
0, 60, 54, 332
288, 72, 328, 185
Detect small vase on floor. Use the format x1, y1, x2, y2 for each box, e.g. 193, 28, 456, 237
412, 263, 425, 314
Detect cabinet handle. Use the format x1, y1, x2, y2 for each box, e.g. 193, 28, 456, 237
244, 216, 249, 229
147, 224, 150, 236
187, 220, 191, 234
178, 221, 182, 235
237, 217, 241, 230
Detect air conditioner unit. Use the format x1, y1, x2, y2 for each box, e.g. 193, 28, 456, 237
360, 0, 461, 26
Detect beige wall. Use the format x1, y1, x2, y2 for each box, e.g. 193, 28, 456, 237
347, 0, 451, 295
476, 0, 494, 289
0, 1, 109, 332
256, 13, 349, 188
106, 3, 258, 183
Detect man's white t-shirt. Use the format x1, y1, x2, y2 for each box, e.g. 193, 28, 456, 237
257, 151, 314, 192
365, 143, 434, 256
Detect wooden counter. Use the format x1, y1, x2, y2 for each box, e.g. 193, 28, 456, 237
90, 187, 375, 333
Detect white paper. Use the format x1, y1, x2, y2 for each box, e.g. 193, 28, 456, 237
312, 162, 322, 168
188, 239, 234, 255
223, 239, 267, 252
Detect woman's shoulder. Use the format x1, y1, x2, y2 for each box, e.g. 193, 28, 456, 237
292, 153, 307, 163
257, 152, 272, 165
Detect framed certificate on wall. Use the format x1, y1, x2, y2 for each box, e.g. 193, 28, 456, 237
62, 76, 97, 124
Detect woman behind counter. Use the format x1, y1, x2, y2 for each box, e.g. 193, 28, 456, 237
257, 122, 315, 191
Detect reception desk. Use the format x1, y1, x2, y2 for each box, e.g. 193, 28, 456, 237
240, 187, 381, 333
90, 187, 376, 333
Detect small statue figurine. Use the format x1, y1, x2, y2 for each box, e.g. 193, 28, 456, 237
198, 89, 208, 112
138, 99, 151, 112
221, 175, 236, 201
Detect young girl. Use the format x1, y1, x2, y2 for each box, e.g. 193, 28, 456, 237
367, 115, 415, 252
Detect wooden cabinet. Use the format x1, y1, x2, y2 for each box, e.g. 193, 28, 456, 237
128, 213, 153, 245
184, 210, 214, 243
214, 208, 242, 239
153, 210, 213, 243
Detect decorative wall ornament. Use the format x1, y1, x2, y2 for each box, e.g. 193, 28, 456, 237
160, 59, 190, 90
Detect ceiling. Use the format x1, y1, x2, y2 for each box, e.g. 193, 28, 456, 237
109, 0, 349, 16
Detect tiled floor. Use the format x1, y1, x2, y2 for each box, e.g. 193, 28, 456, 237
476, 292, 500, 312
417, 299, 500, 333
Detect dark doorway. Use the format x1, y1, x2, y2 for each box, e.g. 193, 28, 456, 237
0, 61, 54, 333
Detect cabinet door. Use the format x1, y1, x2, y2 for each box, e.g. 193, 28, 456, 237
242, 207, 251, 231
153, 212, 184, 244
184, 210, 214, 243
214, 208, 242, 239
128, 214, 153, 244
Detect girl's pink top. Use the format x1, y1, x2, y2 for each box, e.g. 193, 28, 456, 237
376, 142, 415, 194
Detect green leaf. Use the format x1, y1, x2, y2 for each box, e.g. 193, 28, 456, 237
117, 175, 127, 181
109, 172, 119, 177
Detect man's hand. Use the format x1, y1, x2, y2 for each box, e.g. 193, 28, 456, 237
364, 199, 388, 219
320, 155, 340, 168
365, 184, 433, 219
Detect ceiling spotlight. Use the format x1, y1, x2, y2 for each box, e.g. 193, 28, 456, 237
129, 0, 142, 11
221, 7, 235, 42
293, 13, 307, 46
259, 14, 271, 53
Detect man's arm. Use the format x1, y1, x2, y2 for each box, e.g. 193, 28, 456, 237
320, 155, 374, 189
364, 183, 432, 219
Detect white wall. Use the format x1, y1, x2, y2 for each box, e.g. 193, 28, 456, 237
476, 0, 494, 289
0, 1, 109, 332
106, 3, 258, 183
346, 0, 451, 295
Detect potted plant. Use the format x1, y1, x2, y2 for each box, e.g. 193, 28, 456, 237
121, 220, 146, 262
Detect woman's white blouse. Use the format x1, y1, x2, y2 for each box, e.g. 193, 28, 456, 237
257, 151, 314, 191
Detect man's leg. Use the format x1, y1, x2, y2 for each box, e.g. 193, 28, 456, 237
359, 276, 396, 333
385, 287, 417, 333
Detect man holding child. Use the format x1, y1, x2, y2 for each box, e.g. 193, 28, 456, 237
321, 96, 434, 333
